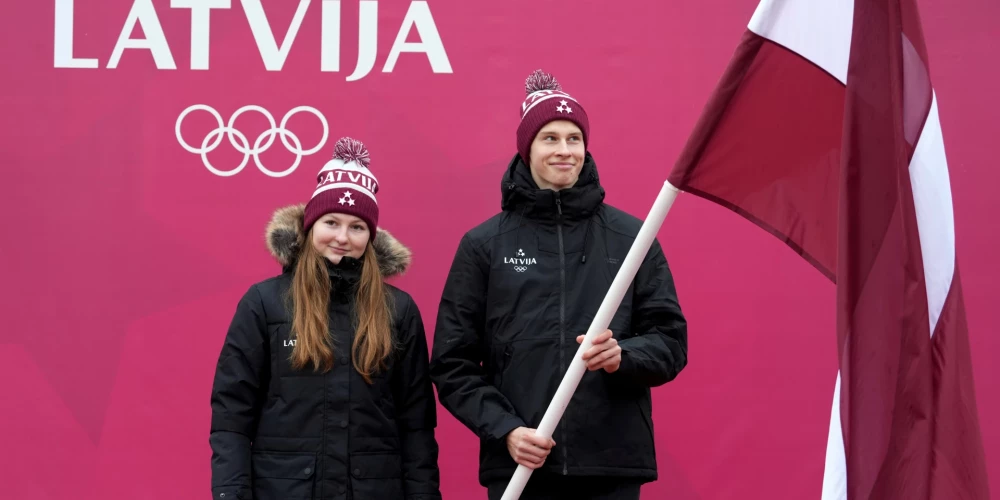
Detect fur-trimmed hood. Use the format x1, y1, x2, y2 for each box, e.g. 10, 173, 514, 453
265, 204, 411, 278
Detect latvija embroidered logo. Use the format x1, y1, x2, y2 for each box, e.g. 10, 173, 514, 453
504, 248, 537, 273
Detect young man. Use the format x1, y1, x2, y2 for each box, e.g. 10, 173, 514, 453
429, 70, 688, 499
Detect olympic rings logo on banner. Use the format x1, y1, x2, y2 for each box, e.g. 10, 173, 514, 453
175, 104, 330, 177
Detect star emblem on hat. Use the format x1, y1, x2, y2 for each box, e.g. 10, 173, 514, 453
556, 100, 572, 113
338, 191, 356, 206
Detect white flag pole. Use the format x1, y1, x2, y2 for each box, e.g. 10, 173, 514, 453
500, 180, 682, 500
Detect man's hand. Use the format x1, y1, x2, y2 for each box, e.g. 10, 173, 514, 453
505, 427, 555, 469
577, 329, 622, 373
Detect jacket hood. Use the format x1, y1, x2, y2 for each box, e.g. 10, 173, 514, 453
265, 203, 412, 278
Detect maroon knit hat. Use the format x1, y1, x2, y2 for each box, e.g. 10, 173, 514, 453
303, 137, 380, 240
516, 69, 590, 164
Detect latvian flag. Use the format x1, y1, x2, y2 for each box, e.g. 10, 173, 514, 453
668, 0, 990, 498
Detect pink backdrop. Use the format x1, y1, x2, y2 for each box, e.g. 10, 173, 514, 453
1, 0, 997, 498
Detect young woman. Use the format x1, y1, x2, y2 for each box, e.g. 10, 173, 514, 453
209, 137, 441, 500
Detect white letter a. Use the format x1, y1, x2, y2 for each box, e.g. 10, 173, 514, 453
383, 1, 452, 74
108, 0, 177, 69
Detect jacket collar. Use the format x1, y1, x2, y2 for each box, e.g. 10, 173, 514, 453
325, 256, 362, 303
499, 152, 605, 222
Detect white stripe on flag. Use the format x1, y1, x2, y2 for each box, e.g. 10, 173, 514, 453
908, 93, 956, 336
821, 373, 847, 500
747, 0, 855, 83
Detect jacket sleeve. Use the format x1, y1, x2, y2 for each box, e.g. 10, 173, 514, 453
209, 285, 269, 500
429, 233, 526, 443
392, 297, 443, 500
614, 237, 688, 387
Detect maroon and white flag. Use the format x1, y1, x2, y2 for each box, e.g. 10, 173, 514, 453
668, 0, 990, 498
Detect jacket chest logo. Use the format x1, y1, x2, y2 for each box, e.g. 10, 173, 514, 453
503, 248, 537, 272
283, 339, 297, 347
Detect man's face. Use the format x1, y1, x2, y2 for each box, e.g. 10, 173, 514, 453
528, 120, 585, 191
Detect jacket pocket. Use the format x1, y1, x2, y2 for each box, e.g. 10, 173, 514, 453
211, 487, 249, 500
636, 398, 656, 446
251, 452, 317, 500
496, 344, 513, 392
350, 452, 404, 498
488, 343, 513, 391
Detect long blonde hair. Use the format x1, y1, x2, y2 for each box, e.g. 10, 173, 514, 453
288, 235, 394, 383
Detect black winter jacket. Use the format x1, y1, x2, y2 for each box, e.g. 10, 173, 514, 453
429, 153, 688, 486
210, 204, 441, 500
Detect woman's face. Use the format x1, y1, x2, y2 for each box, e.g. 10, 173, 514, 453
311, 213, 370, 264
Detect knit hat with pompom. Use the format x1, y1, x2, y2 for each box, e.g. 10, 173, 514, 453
303, 137, 380, 240
515, 69, 590, 164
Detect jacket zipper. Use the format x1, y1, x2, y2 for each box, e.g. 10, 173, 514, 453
555, 193, 568, 475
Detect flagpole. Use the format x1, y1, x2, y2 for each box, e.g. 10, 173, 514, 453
500, 179, 682, 500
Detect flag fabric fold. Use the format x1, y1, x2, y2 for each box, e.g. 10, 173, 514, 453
668, 0, 990, 498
